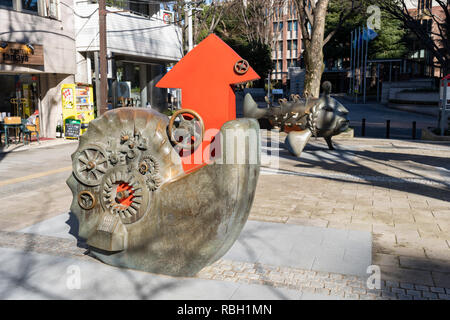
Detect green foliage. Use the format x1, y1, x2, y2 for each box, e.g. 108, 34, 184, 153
194, 2, 273, 85
162, 109, 175, 117
325, 0, 407, 63
225, 38, 273, 85
369, 12, 407, 59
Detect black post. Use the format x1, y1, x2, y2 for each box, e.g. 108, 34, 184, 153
361, 118, 366, 137
386, 120, 390, 139
412, 121, 416, 140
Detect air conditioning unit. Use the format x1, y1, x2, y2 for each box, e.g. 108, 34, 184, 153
48, 0, 58, 19
117, 82, 131, 98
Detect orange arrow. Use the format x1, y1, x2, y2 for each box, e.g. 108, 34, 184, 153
157, 34, 260, 172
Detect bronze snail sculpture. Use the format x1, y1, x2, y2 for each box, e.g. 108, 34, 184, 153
67, 108, 260, 276
243, 82, 350, 157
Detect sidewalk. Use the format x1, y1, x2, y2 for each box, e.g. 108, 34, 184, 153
338, 94, 439, 118
387, 103, 439, 117
0, 134, 449, 299
0, 138, 77, 154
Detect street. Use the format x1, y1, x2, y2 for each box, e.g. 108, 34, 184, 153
335, 97, 437, 140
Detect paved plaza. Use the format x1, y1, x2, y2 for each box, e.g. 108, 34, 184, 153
0, 104, 449, 299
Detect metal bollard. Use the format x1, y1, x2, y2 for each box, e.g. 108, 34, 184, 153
412, 121, 416, 140
362, 118, 366, 137
386, 120, 390, 139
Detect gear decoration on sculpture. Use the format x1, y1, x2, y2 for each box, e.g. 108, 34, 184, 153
117, 130, 148, 161
73, 144, 109, 186
234, 59, 249, 75
78, 190, 96, 210
108, 150, 124, 166
100, 165, 149, 224
145, 174, 162, 192
138, 155, 162, 191
135, 131, 148, 151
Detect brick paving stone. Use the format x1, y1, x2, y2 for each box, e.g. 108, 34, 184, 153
300, 287, 316, 294
223, 271, 235, 277
310, 281, 325, 289
344, 292, 360, 300
348, 280, 364, 288
406, 289, 421, 297
438, 294, 450, 300
329, 289, 345, 298
415, 285, 429, 292
366, 289, 382, 296
315, 288, 331, 296
430, 287, 446, 293
397, 294, 413, 300
352, 287, 367, 295
392, 288, 406, 295
422, 292, 438, 299
400, 283, 415, 290
381, 291, 397, 299
360, 295, 377, 300
324, 281, 338, 290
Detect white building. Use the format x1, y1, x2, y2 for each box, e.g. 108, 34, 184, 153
0, 0, 182, 139
0, 0, 77, 138
74, 0, 183, 111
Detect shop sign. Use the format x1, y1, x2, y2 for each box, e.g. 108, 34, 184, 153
0, 42, 44, 66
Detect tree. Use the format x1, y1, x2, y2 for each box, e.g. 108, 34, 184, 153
375, 0, 450, 75
193, 0, 281, 85
194, 1, 235, 44
295, 0, 359, 98
324, 0, 407, 65
173, 0, 234, 54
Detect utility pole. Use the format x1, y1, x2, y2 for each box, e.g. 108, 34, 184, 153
98, 0, 108, 116
185, 0, 193, 52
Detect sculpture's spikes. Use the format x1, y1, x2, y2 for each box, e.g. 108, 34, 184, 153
243, 93, 269, 120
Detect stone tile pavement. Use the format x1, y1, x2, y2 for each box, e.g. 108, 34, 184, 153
255, 135, 450, 289
0, 230, 448, 300
0, 135, 449, 299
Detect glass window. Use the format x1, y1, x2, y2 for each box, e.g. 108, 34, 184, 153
0, 0, 13, 7
279, 22, 283, 31
287, 41, 291, 51
22, 0, 38, 12
292, 40, 297, 51
288, 21, 292, 32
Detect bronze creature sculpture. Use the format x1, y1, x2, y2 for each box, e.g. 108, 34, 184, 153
67, 109, 260, 276
67, 34, 261, 277
243, 82, 350, 157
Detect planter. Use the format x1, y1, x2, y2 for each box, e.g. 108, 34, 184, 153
334, 128, 354, 139
421, 127, 450, 141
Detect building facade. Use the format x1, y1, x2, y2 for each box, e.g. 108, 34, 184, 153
0, 0, 77, 138
0, 0, 182, 139
271, 0, 302, 85
74, 0, 183, 112
406, 0, 447, 78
